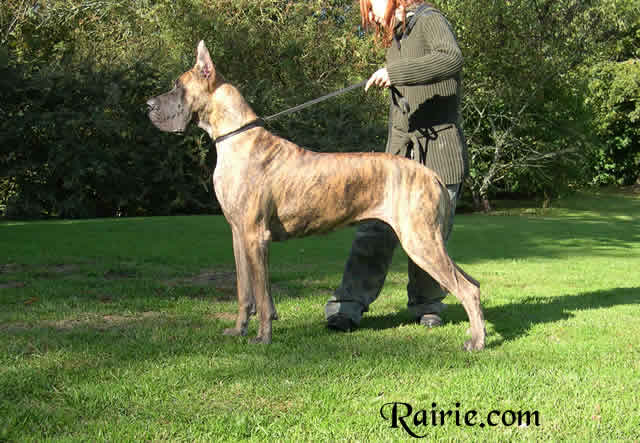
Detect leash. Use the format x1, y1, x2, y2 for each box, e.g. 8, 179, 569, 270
214, 81, 409, 144
264, 79, 368, 122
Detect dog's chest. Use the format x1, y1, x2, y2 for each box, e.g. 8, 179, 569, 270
212, 150, 254, 217
212, 160, 232, 213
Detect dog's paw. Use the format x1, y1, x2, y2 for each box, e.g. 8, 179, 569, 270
249, 335, 272, 344
223, 327, 246, 337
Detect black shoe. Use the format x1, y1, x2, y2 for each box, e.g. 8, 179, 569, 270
327, 314, 356, 332
419, 313, 442, 328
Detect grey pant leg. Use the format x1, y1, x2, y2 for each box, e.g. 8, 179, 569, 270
407, 183, 461, 317
324, 220, 398, 324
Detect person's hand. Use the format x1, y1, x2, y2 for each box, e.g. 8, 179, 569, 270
365, 67, 390, 91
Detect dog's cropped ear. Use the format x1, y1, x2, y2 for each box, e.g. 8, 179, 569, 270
196, 40, 215, 80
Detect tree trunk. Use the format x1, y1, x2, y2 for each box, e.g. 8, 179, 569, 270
543, 190, 552, 209
482, 197, 492, 212
472, 189, 492, 212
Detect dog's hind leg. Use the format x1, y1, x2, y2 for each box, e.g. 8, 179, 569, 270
450, 264, 485, 351
398, 232, 485, 351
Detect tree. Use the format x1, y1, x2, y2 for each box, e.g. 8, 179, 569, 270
583, 0, 640, 186
2, 0, 637, 218
442, 0, 601, 209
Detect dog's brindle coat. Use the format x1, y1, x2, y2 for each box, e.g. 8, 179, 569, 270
147, 41, 485, 350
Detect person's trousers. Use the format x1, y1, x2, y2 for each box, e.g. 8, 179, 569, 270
324, 184, 461, 324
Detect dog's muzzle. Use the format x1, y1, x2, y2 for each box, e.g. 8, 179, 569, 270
146, 86, 192, 133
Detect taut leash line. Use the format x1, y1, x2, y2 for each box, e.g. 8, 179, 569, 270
214, 80, 409, 144
262, 79, 367, 122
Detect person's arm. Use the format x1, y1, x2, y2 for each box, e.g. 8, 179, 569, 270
387, 13, 463, 86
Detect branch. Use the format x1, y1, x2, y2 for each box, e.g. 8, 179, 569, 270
2, 0, 32, 46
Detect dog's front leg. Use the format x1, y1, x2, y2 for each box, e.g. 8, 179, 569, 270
223, 226, 254, 337
245, 228, 276, 344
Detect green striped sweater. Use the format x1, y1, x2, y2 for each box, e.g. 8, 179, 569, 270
385, 6, 468, 185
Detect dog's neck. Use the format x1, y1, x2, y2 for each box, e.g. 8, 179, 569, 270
199, 82, 259, 142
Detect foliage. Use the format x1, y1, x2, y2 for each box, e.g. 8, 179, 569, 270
587, 60, 640, 185
0, 51, 215, 218
1, 0, 638, 218
583, 0, 640, 185
440, 0, 602, 208
1, 0, 385, 218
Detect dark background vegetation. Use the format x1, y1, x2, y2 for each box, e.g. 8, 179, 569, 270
1, 0, 638, 218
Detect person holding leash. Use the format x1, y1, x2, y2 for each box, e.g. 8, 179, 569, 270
325, 0, 468, 331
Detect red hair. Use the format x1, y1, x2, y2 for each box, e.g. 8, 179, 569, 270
359, 0, 432, 47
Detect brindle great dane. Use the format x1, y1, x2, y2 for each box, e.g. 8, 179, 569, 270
147, 41, 485, 350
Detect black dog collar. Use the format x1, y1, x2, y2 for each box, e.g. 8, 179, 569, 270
214, 118, 265, 144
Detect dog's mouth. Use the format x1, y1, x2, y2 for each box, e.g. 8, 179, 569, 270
146, 98, 191, 134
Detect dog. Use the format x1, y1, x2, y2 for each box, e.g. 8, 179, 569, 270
147, 41, 485, 350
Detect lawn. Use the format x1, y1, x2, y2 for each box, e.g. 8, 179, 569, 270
1, 189, 639, 441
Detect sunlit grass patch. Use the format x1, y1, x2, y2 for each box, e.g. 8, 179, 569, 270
1, 189, 639, 440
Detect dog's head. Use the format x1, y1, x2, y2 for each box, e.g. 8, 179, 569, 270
147, 41, 219, 133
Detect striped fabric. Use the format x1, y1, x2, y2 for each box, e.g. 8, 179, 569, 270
385, 7, 468, 185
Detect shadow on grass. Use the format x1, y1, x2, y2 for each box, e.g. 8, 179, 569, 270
358, 287, 640, 347
433, 190, 637, 265
451, 211, 639, 264
483, 287, 640, 346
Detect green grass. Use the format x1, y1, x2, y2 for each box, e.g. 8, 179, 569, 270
1, 189, 639, 441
